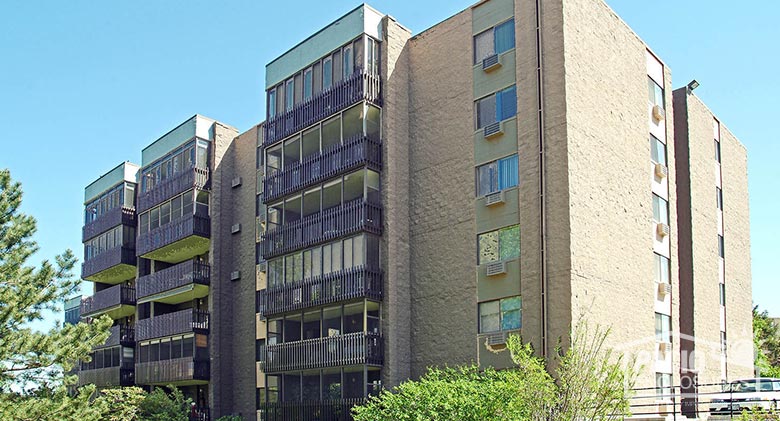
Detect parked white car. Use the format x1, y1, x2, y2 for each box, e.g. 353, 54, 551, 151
709, 378, 780, 416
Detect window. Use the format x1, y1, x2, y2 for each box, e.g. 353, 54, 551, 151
655, 373, 672, 398
715, 139, 721, 163
651, 135, 666, 166
479, 295, 521, 333
652, 194, 669, 225
719, 283, 725, 306
655, 313, 671, 342
303, 68, 313, 100
473, 19, 515, 64
343, 45, 353, 78
648, 78, 664, 108
285, 79, 294, 111
478, 225, 520, 264
718, 235, 724, 258
476, 154, 519, 196
720, 331, 727, 354
716, 187, 723, 210
268, 88, 277, 118
475, 85, 517, 129
323, 57, 333, 90
654, 253, 669, 284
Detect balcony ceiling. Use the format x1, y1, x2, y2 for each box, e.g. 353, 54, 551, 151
137, 283, 209, 305
82, 303, 135, 320
83, 263, 136, 284
140, 236, 209, 264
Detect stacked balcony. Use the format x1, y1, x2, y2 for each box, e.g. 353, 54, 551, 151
80, 284, 136, 319
137, 167, 209, 213
137, 259, 210, 304
135, 355, 209, 385
136, 308, 209, 341
264, 332, 382, 373
77, 362, 135, 388
83, 206, 136, 242
262, 399, 365, 421
263, 71, 381, 147
136, 213, 210, 262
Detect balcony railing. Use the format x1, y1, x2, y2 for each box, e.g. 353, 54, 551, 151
135, 309, 209, 341
262, 266, 382, 317
77, 364, 134, 387
83, 206, 136, 242
81, 245, 136, 280
260, 199, 381, 259
264, 71, 382, 146
262, 399, 364, 421
136, 214, 210, 257
137, 167, 210, 213
263, 135, 382, 203
137, 259, 210, 301
96, 324, 135, 349
264, 332, 383, 373
135, 357, 209, 384
81, 284, 136, 317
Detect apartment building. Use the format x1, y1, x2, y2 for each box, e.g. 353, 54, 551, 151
253, 0, 752, 419
74, 0, 752, 420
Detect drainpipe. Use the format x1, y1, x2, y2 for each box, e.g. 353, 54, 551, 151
535, 0, 549, 358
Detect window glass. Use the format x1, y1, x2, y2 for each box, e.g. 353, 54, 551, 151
196, 140, 208, 169
343, 237, 353, 270
656, 373, 672, 398
473, 29, 494, 64
182, 191, 193, 216
654, 253, 670, 284
353, 235, 364, 267
651, 135, 666, 166
313, 62, 322, 94
150, 208, 159, 230
499, 225, 520, 261
718, 235, 724, 258
497, 85, 517, 121
479, 300, 500, 332
498, 154, 518, 190
715, 140, 721, 163
303, 68, 313, 100
343, 45, 353, 78
312, 247, 322, 277
171, 196, 182, 221
268, 89, 276, 118
475, 95, 497, 129
719, 283, 726, 306
648, 78, 664, 107
716, 187, 723, 210
477, 161, 498, 196
652, 194, 669, 224
501, 296, 521, 330
478, 230, 499, 264
323, 57, 333, 90
333, 50, 342, 84
332, 241, 342, 272
655, 313, 671, 342
160, 202, 171, 226
285, 79, 294, 111
293, 252, 303, 282
494, 19, 515, 55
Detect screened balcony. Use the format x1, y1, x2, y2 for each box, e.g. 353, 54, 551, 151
264, 332, 382, 373
81, 245, 136, 284
137, 259, 210, 304
135, 308, 209, 341
80, 284, 136, 319
137, 138, 210, 213
77, 363, 134, 388
136, 213, 210, 263
135, 357, 209, 385
264, 70, 382, 147
96, 324, 135, 349
83, 206, 136, 242
261, 399, 364, 421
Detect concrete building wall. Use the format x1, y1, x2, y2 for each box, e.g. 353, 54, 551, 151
406, 7, 477, 376
379, 16, 413, 388
560, 0, 678, 389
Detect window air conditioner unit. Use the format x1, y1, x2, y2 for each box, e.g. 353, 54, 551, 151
257, 261, 267, 273
656, 222, 670, 237
654, 163, 668, 179
482, 54, 501, 72
484, 191, 505, 207
230, 270, 241, 281
656, 282, 671, 296
231, 223, 241, 234
652, 105, 665, 122
658, 341, 672, 354
485, 332, 508, 350
483, 121, 504, 140
231, 176, 242, 188
485, 261, 506, 277
292, 288, 302, 304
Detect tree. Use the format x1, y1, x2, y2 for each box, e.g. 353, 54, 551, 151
0, 169, 112, 412
352, 321, 637, 421
753, 305, 780, 378
138, 386, 193, 421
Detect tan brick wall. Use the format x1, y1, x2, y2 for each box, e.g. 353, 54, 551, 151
380, 17, 413, 388
406, 8, 477, 377
720, 124, 753, 379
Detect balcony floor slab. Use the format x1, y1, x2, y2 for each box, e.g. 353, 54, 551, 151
84, 263, 136, 284
140, 236, 209, 264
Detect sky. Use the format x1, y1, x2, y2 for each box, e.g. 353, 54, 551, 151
0, 0, 777, 329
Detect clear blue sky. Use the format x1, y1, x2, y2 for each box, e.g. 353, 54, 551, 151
1, 1, 777, 329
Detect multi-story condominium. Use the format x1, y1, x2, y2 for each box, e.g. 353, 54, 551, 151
253, 0, 752, 419
74, 0, 753, 420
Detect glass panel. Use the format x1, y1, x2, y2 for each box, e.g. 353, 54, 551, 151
494, 19, 515, 54
266, 144, 283, 174
332, 241, 342, 272
294, 73, 302, 105
322, 244, 332, 275
283, 136, 301, 169
285, 79, 294, 111
652, 195, 669, 224
651, 136, 666, 165
313, 62, 322, 95
498, 85, 517, 121
268, 89, 276, 119
160, 202, 171, 226
171, 196, 182, 221
343, 45, 353, 78
182, 192, 193, 216
479, 300, 500, 333
497, 154, 518, 190
321, 115, 341, 150
478, 230, 499, 264
323, 306, 341, 337
499, 225, 520, 261
312, 247, 322, 277
343, 170, 364, 203
474, 29, 494, 64
342, 104, 363, 140
476, 95, 497, 129
353, 37, 364, 71
333, 50, 342, 84
301, 127, 320, 160
196, 140, 208, 169
500, 296, 522, 330
477, 162, 497, 196
303, 68, 313, 100
323, 57, 333, 90
343, 237, 353, 270
366, 105, 381, 139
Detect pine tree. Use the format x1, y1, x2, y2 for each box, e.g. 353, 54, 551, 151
0, 168, 111, 392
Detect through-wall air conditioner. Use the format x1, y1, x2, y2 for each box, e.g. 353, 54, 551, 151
482, 54, 501, 72
656, 282, 672, 296
654, 163, 668, 179
656, 223, 670, 237
230, 270, 241, 281
257, 261, 267, 273
485, 332, 508, 350
483, 121, 504, 139
652, 104, 665, 122
231, 223, 241, 234
485, 261, 506, 277
485, 191, 505, 207
231, 177, 242, 188
658, 341, 673, 354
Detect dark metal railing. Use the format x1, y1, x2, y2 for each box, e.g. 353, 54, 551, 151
137, 259, 210, 300
260, 199, 381, 259
81, 245, 136, 280
192, 407, 210, 421
135, 358, 209, 384
264, 71, 382, 146
80, 284, 136, 317
264, 332, 383, 373
263, 135, 382, 203
96, 324, 135, 349
262, 266, 382, 317
77, 364, 134, 387
82, 206, 136, 242
136, 214, 210, 257
135, 308, 209, 341
262, 398, 365, 421
137, 167, 210, 213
